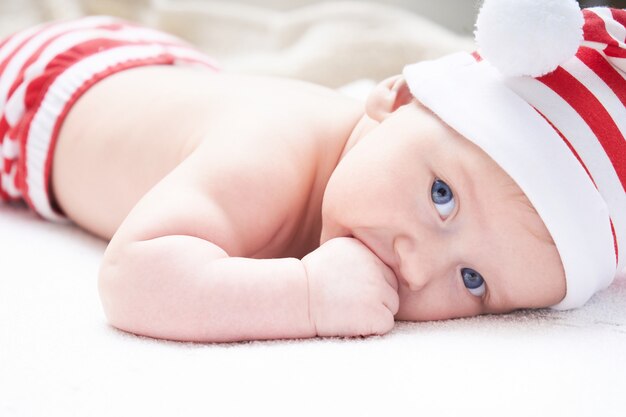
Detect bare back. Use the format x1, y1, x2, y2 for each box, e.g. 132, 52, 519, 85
52, 65, 363, 258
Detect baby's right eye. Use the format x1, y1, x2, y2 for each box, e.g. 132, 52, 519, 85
431, 179, 455, 218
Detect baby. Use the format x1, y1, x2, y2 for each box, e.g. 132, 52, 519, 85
1, 0, 624, 342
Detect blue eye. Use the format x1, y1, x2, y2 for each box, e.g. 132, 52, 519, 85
461, 268, 485, 297
431, 179, 455, 217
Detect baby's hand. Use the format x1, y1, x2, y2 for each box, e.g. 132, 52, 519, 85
302, 237, 399, 338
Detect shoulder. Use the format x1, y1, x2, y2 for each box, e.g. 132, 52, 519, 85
111, 74, 363, 258
189, 93, 360, 258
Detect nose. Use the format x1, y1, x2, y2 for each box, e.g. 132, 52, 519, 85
397, 239, 449, 292
402, 262, 431, 291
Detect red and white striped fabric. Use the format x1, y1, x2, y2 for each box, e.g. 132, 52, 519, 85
403, 7, 626, 309
0, 16, 219, 221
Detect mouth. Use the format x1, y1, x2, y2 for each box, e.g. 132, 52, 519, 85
349, 231, 406, 288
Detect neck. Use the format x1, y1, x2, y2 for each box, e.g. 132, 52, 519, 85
293, 94, 370, 254
337, 112, 379, 163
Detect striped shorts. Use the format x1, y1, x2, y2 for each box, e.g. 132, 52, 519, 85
0, 16, 219, 221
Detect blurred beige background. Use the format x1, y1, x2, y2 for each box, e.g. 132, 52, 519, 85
0, 0, 479, 87
2, 0, 623, 38
0, 0, 621, 86
2, 0, 481, 36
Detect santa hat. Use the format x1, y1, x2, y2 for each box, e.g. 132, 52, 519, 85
402, 0, 626, 310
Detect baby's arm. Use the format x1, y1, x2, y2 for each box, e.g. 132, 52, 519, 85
98, 157, 398, 343
98, 163, 315, 342
101, 235, 314, 342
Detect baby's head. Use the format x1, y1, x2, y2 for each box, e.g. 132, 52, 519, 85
321, 0, 625, 320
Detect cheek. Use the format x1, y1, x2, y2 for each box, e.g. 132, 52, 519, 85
320, 171, 352, 242
320, 155, 372, 242
395, 286, 482, 321
322, 149, 399, 227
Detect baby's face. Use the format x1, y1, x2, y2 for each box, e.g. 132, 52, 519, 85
321, 102, 566, 320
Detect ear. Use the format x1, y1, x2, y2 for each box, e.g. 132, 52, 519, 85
365, 74, 414, 122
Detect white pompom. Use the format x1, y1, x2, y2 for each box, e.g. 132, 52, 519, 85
475, 0, 584, 77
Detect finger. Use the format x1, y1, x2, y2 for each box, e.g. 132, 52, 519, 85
382, 284, 400, 315
379, 259, 399, 293
351, 237, 399, 292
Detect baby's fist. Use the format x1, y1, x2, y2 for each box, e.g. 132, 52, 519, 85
302, 237, 399, 338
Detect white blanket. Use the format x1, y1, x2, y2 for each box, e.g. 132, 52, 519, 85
1, 1, 626, 416
2, 203, 626, 416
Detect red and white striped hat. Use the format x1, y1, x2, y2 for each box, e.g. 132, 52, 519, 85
403, 0, 626, 309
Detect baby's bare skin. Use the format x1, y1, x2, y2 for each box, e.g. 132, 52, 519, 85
54, 65, 383, 341
51, 65, 565, 342
53, 65, 358, 253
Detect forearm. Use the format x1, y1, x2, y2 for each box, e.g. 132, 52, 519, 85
98, 235, 315, 343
